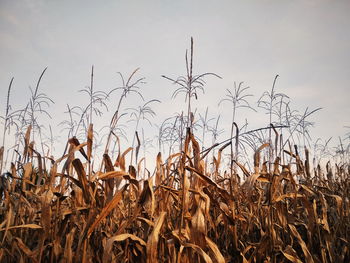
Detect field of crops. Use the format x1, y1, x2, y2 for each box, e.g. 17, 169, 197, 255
0, 40, 349, 262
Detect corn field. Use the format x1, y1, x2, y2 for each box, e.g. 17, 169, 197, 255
0, 40, 349, 262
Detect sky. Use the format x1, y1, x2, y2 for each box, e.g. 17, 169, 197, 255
0, 0, 349, 160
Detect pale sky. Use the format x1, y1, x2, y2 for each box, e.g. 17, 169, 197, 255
0, 0, 349, 159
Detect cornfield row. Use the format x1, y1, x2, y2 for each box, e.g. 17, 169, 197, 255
0, 123, 349, 262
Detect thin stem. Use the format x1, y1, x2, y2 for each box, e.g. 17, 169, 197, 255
0, 77, 14, 174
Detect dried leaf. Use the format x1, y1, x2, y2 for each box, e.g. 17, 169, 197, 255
182, 242, 213, 263
87, 184, 128, 237
23, 125, 32, 158
281, 245, 303, 263
288, 224, 314, 263
205, 236, 225, 263
103, 233, 146, 262
63, 227, 76, 263
0, 224, 43, 231
87, 124, 93, 161
72, 158, 91, 204
116, 147, 133, 171
147, 212, 167, 263
274, 193, 303, 203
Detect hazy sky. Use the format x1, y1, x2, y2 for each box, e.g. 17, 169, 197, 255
0, 0, 349, 156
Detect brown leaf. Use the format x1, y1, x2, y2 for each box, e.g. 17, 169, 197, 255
41, 191, 53, 239
103, 233, 146, 262
274, 193, 303, 203
135, 131, 141, 163
72, 158, 92, 204
87, 184, 128, 237
1, 204, 12, 243
190, 197, 206, 248
15, 237, 38, 262
182, 242, 213, 263
185, 166, 231, 201
98, 170, 129, 180
205, 236, 225, 263
23, 125, 32, 158
103, 153, 114, 172
234, 160, 250, 178
281, 245, 303, 263
22, 162, 32, 191
319, 193, 330, 233
288, 224, 314, 263
0, 224, 43, 231
147, 212, 167, 263
138, 179, 155, 218
63, 227, 76, 263
155, 152, 163, 186
328, 194, 342, 215
0, 147, 3, 169
87, 124, 93, 161
69, 137, 89, 161
189, 132, 201, 170
116, 147, 133, 172
254, 143, 269, 172
103, 153, 115, 201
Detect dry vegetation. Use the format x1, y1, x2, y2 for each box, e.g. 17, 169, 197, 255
0, 39, 349, 262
